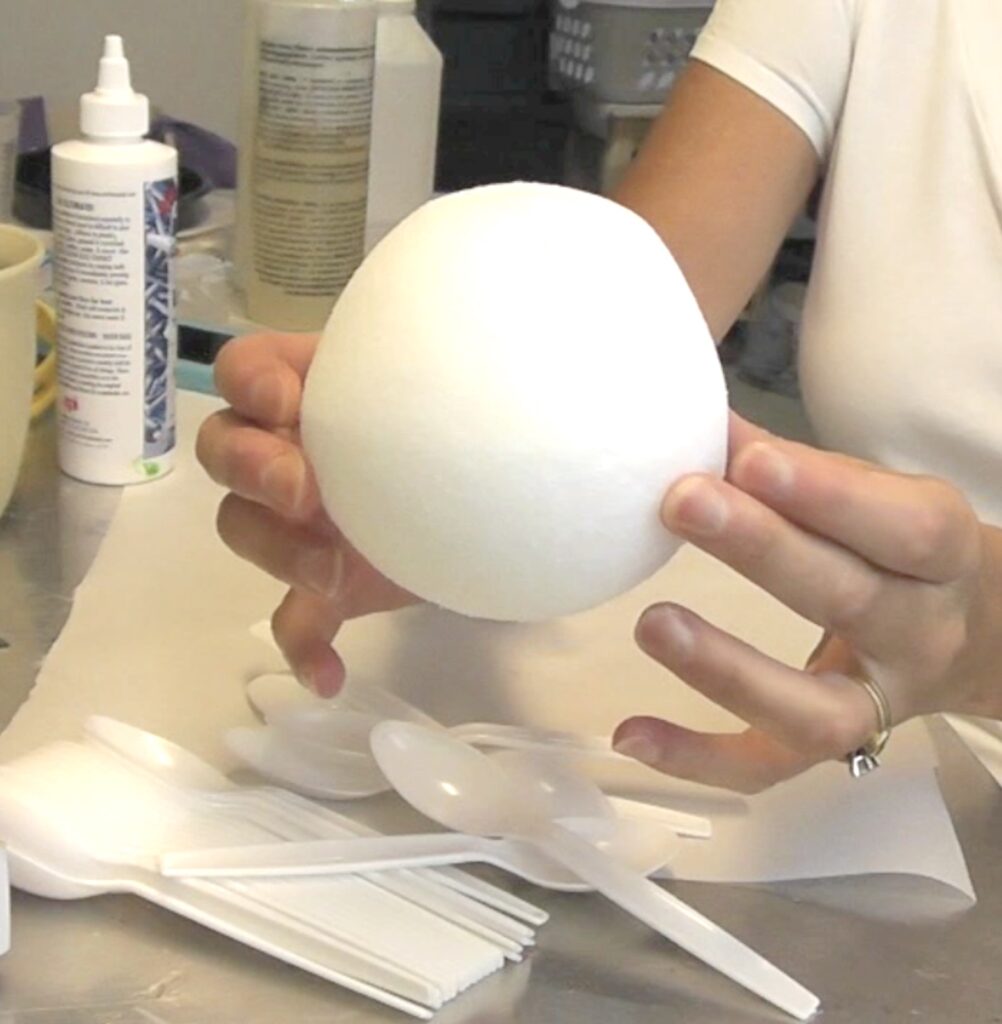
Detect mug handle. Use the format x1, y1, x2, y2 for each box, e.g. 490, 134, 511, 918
31, 300, 57, 420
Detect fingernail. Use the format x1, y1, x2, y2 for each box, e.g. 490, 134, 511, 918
663, 477, 729, 536
638, 605, 695, 659
261, 451, 306, 515
613, 734, 661, 767
300, 665, 342, 699
298, 546, 343, 597
250, 371, 289, 422
740, 443, 794, 497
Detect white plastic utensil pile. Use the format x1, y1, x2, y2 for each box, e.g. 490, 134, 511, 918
223, 670, 818, 1020
0, 722, 547, 1019
0, 707, 820, 1019
160, 734, 690, 891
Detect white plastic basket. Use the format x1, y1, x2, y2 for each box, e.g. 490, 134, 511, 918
549, 0, 714, 104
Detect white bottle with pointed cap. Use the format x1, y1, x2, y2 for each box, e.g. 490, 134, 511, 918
52, 35, 179, 485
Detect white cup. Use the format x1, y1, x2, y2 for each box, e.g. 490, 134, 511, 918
0, 224, 45, 518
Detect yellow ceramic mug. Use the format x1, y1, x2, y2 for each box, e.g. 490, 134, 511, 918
0, 225, 45, 518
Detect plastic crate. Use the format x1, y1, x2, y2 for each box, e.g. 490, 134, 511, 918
549, 0, 713, 104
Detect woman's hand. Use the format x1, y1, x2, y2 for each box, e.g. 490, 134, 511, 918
613, 413, 1002, 793
196, 332, 415, 697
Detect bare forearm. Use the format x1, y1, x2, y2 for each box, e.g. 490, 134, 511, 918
612, 61, 820, 340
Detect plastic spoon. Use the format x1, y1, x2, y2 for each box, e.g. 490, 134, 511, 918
248, 673, 629, 760
160, 815, 681, 892
225, 724, 390, 799
493, 749, 712, 840
246, 677, 712, 838
3, 842, 436, 1019
228, 711, 613, 806
0, 770, 440, 1017
369, 721, 820, 1022
85, 715, 387, 820
0, 740, 526, 1000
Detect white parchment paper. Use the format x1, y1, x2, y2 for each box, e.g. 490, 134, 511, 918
1, 391, 974, 899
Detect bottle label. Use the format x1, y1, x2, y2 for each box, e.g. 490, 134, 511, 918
144, 177, 178, 459
246, 4, 375, 326
54, 174, 177, 483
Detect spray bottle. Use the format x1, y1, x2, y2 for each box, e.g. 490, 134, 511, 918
53, 35, 178, 485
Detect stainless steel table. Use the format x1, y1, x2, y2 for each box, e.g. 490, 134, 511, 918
1, 411, 1001, 1024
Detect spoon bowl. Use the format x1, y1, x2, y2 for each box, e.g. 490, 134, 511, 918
86, 714, 232, 790
266, 705, 378, 758
372, 721, 546, 836
225, 726, 392, 800
489, 749, 613, 821
0, 781, 123, 898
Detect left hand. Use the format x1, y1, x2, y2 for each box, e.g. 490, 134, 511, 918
196, 332, 416, 697
612, 413, 1002, 793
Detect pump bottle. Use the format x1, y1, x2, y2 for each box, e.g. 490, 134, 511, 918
52, 35, 178, 485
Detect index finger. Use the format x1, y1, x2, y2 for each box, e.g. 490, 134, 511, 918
726, 413, 979, 582
612, 717, 811, 794
214, 332, 320, 428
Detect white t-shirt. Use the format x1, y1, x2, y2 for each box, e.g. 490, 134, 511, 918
691, 0, 1002, 526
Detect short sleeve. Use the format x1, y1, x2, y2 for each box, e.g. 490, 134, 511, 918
690, 0, 856, 160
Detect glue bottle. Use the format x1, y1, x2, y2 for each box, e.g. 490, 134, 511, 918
52, 35, 178, 485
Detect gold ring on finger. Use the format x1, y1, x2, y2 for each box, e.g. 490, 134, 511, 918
845, 673, 893, 779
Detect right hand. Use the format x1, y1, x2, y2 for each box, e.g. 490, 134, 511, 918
196, 332, 417, 697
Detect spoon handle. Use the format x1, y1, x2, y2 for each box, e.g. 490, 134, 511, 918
160, 834, 496, 879
535, 823, 819, 1021
606, 796, 713, 839
449, 723, 630, 761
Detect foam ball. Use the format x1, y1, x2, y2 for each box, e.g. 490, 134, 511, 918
301, 182, 727, 621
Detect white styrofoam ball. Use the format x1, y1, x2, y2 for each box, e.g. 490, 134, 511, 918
301, 182, 727, 622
